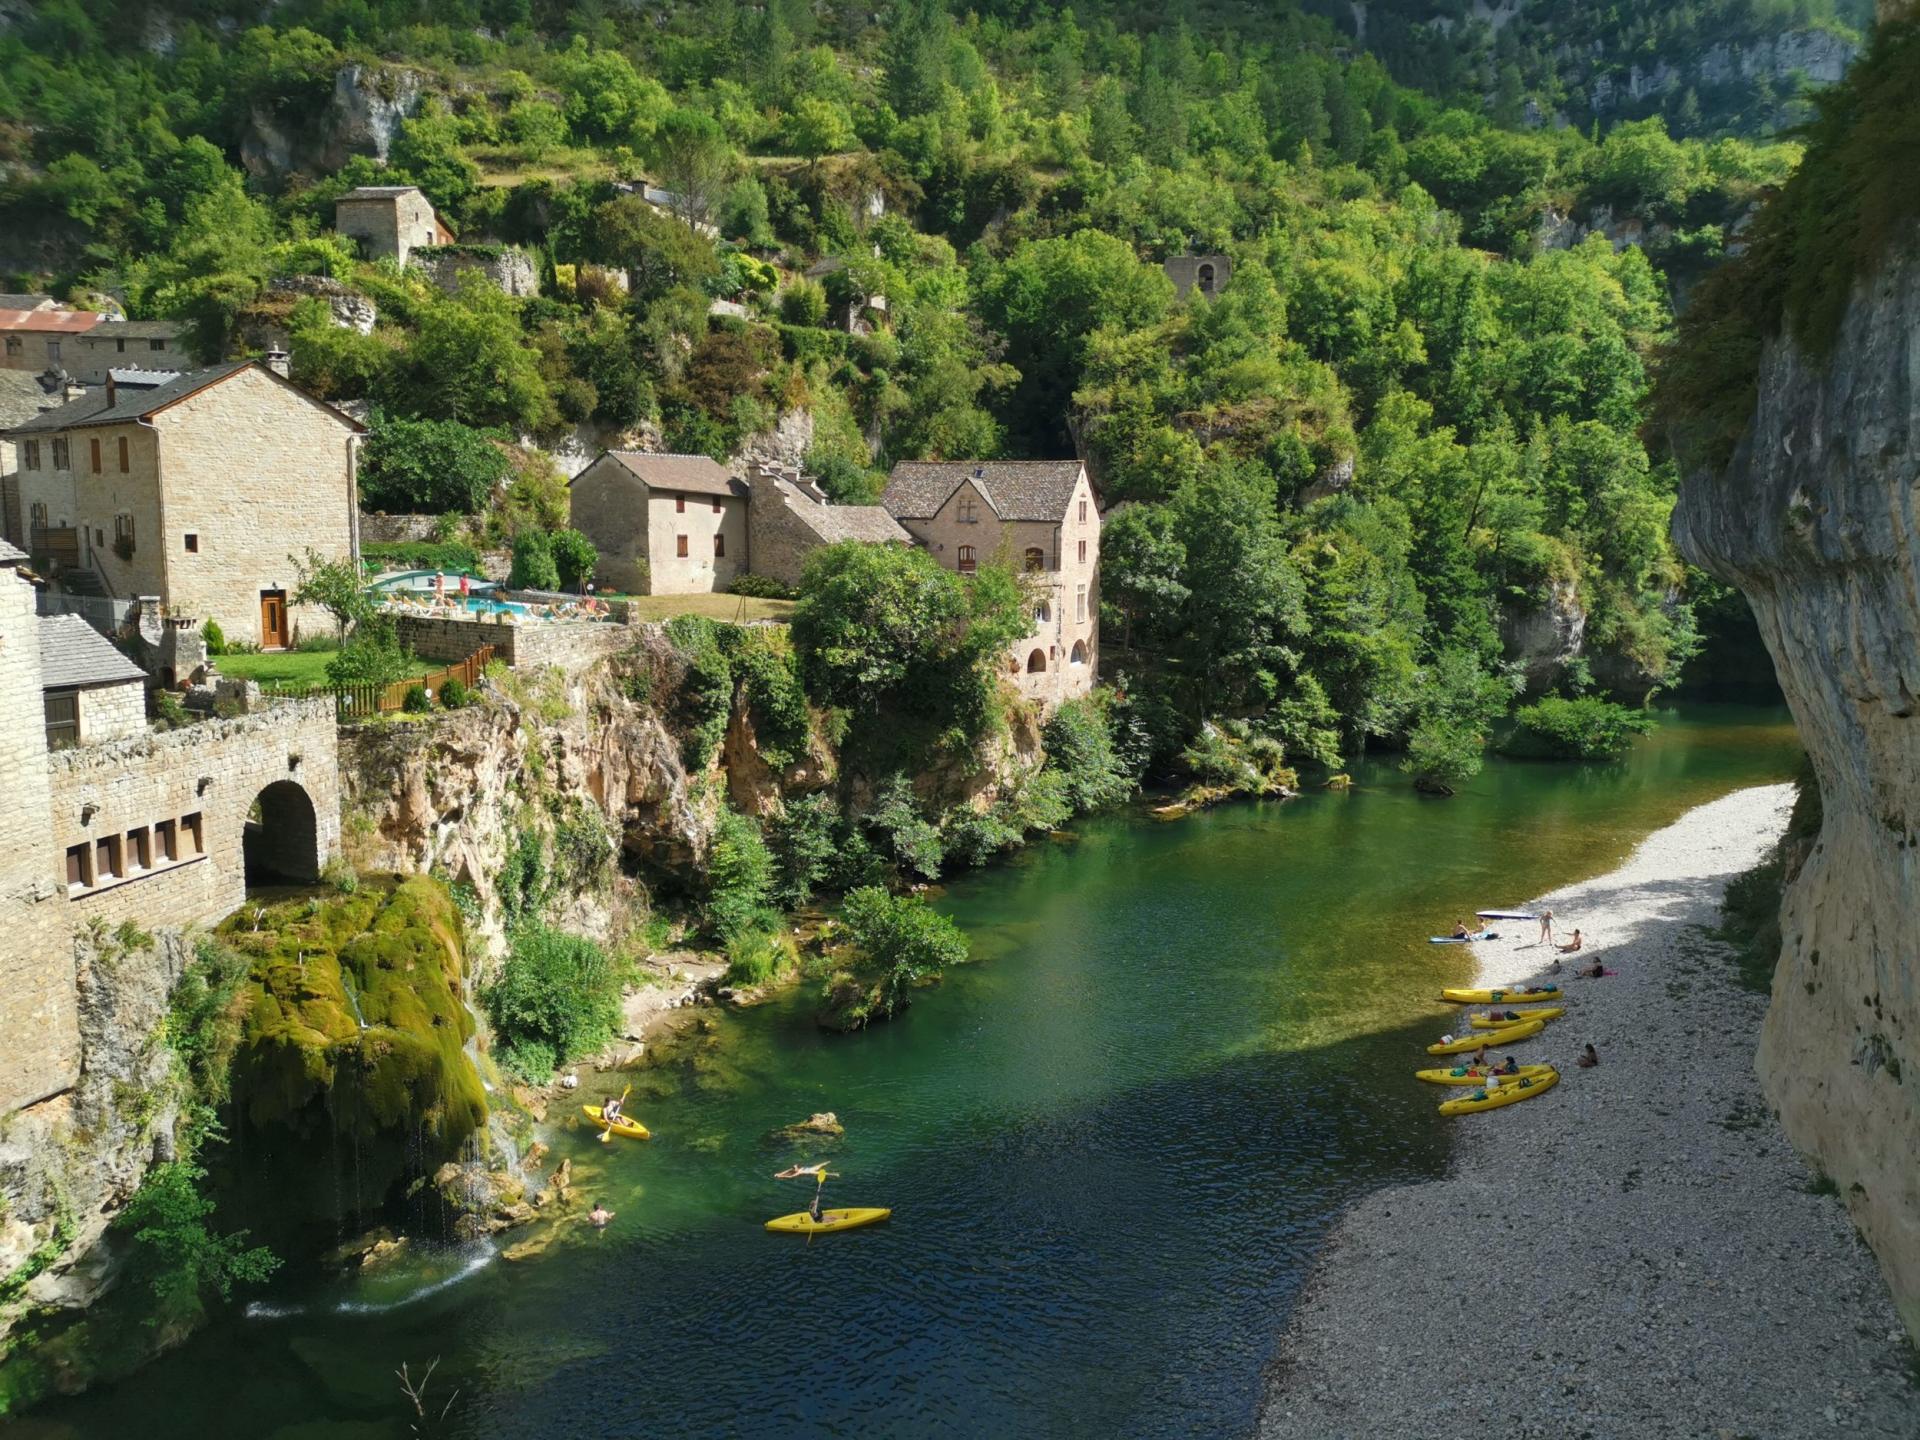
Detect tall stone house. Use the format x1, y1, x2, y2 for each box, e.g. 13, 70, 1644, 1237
0, 539, 339, 1114
0, 306, 101, 375
334, 185, 455, 265
71, 320, 188, 384
881, 460, 1101, 707
3, 360, 364, 648
569, 451, 751, 595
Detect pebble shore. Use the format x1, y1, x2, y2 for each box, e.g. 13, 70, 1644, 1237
1257, 784, 1920, 1438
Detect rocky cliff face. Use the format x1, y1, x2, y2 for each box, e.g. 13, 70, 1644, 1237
1673, 240, 1920, 1340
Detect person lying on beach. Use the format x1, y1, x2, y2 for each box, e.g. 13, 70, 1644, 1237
1473, 1044, 1491, 1068
1556, 929, 1584, 953
1576, 959, 1605, 979
1577, 1044, 1599, 1069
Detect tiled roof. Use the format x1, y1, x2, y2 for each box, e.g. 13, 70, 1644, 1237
83, 319, 184, 341
763, 476, 910, 545
0, 369, 58, 428
584, 450, 747, 499
882, 460, 1086, 522
38, 613, 146, 691
0, 537, 26, 565
107, 368, 184, 389
4, 361, 363, 436
0, 308, 101, 335
0, 294, 56, 312
339, 185, 423, 200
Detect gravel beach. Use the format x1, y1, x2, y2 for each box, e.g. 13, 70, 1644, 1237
1257, 784, 1920, 1438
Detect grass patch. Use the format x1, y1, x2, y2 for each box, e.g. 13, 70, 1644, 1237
614, 593, 795, 624
217, 649, 435, 687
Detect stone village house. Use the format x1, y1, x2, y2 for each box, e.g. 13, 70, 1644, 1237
0, 306, 101, 377
0, 539, 340, 1114
881, 461, 1101, 707
333, 184, 455, 265
3, 359, 364, 651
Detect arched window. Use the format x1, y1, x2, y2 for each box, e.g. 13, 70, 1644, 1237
1026, 649, 1047, 673
1069, 640, 1088, 666
957, 544, 976, 575
1034, 600, 1051, 628
1197, 262, 1216, 294
1023, 546, 1045, 572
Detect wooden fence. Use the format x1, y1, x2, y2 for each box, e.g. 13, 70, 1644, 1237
263, 645, 495, 721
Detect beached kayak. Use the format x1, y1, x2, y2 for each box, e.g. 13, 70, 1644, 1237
1438, 1068, 1560, 1116
1440, 985, 1562, 1004
583, 1105, 650, 1140
1475, 910, 1538, 921
764, 1207, 892, 1235
1427, 1018, 1544, 1054
1468, 1006, 1564, 1028
1415, 1064, 1557, 1086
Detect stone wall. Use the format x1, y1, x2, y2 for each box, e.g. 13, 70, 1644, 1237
47, 698, 340, 932
390, 611, 633, 672
359, 512, 442, 545
0, 565, 78, 1114
73, 678, 146, 744
411, 246, 538, 299
1673, 244, 1920, 1340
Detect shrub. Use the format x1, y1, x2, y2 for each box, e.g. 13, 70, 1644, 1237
402, 683, 432, 713
768, 792, 838, 906
1404, 718, 1484, 795
483, 924, 623, 1081
729, 573, 795, 600
664, 615, 734, 767
115, 1162, 278, 1312
863, 775, 944, 879
362, 540, 483, 575
509, 529, 560, 591
294, 632, 341, 653
549, 527, 597, 590
723, 925, 791, 988
708, 808, 775, 941
326, 617, 417, 689
819, 886, 969, 1030
1042, 697, 1134, 813
439, 675, 471, 709
360, 416, 512, 515
1502, 697, 1658, 761
202, 619, 227, 655
780, 279, 828, 327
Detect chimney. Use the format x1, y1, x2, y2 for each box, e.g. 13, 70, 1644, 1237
265, 345, 291, 379
105, 374, 116, 408
64, 377, 86, 403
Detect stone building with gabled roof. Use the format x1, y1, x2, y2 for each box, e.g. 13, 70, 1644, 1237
72, 319, 189, 384
0, 306, 101, 376
334, 184, 455, 265
743, 463, 911, 589
569, 450, 751, 595
37, 612, 148, 750
3, 360, 364, 648
881, 459, 1101, 707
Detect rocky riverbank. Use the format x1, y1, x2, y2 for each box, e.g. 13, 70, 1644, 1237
1258, 785, 1920, 1437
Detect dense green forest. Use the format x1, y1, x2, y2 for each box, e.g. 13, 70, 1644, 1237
0, 0, 1834, 786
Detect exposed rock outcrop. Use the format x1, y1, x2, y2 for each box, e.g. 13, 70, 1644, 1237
239, 63, 428, 178
1499, 577, 1586, 691
1673, 239, 1920, 1340
411, 246, 539, 300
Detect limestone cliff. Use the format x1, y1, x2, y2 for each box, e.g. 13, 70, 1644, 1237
1672, 240, 1920, 1339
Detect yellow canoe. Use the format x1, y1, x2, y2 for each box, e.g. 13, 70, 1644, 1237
1468, 1006, 1564, 1029
1415, 1064, 1556, 1086
1440, 985, 1561, 1004
1427, 1018, 1544, 1054
583, 1105, 650, 1141
764, 1207, 892, 1235
1438, 1068, 1560, 1115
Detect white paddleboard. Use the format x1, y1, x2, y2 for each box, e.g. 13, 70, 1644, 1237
1429, 931, 1496, 944
1474, 910, 1537, 921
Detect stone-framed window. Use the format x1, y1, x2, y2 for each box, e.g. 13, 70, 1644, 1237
89, 438, 101, 473
1078, 540, 1087, 564
1075, 584, 1087, 622
1079, 500, 1088, 523
184, 533, 200, 553
113, 512, 136, 559
51, 437, 68, 469
65, 843, 90, 888
1023, 546, 1044, 571
182, 812, 204, 854
958, 495, 977, 524
4, 336, 19, 356
713, 533, 725, 558
21, 439, 39, 470
676, 495, 686, 513
43, 691, 78, 750
117, 436, 130, 472
676, 534, 689, 557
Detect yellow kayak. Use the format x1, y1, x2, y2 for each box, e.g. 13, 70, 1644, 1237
583, 1105, 650, 1140
1427, 1018, 1544, 1054
1438, 1068, 1560, 1115
764, 1207, 892, 1235
1440, 985, 1561, 1004
1468, 1006, 1564, 1029
1415, 1064, 1556, 1086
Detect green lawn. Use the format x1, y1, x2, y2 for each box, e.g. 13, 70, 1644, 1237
216, 649, 435, 686
614, 594, 795, 623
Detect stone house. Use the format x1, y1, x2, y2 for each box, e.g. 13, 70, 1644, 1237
881, 460, 1101, 708
333, 184, 455, 265
0, 541, 340, 1113
71, 320, 189, 384
0, 369, 63, 542
1163, 255, 1232, 300
569, 451, 749, 595
0, 307, 101, 375
743, 463, 910, 589
3, 361, 364, 648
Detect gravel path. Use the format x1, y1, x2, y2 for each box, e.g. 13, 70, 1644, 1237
1257, 785, 1919, 1439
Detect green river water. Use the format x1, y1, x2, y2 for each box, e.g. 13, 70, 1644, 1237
22, 703, 1801, 1440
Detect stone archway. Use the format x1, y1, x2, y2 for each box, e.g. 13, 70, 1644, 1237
245, 779, 321, 885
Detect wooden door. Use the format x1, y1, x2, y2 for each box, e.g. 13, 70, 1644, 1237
260, 590, 288, 649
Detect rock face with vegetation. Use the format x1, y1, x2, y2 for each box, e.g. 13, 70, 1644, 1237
1670, 16, 1920, 1340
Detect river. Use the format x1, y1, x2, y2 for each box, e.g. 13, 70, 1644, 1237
23, 703, 1801, 1440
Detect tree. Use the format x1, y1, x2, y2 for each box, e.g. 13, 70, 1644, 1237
383, 282, 555, 432
359, 417, 512, 515
549, 527, 598, 590
587, 195, 719, 301
510, 530, 561, 590
650, 108, 735, 230
785, 97, 856, 170
708, 808, 776, 941
834, 884, 968, 1018
292, 548, 373, 640
116, 1162, 278, 1311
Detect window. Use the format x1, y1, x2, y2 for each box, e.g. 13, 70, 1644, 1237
958, 495, 977, 524
676, 534, 689, 558
21, 440, 38, 471
1023, 546, 1045, 572
46, 340, 60, 364
676, 495, 686, 513
712, 498, 722, 514
182, 813, 204, 854
29, 502, 47, 534
1197, 263, 1216, 294
113, 513, 135, 558
117, 436, 129, 472
51, 437, 68, 470
126, 827, 151, 871
43, 692, 78, 750
713, 533, 725, 558
3, 337, 18, 356
149, 339, 166, 352
1070, 639, 1089, 666
90, 438, 101, 473
184, 533, 199, 554
65, 844, 90, 888
94, 835, 121, 883
1079, 500, 1088, 523
156, 820, 178, 863
1026, 649, 1047, 673
957, 544, 976, 575
1075, 585, 1087, 623
1077, 540, 1087, 564
116, 337, 127, 353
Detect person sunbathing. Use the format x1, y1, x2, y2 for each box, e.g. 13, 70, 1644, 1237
1577, 1043, 1600, 1068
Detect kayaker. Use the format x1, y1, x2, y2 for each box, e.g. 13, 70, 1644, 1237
1556, 928, 1584, 954
589, 1200, 613, 1228
602, 1094, 624, 1125
1578, 1043, 1600, 1069
1537, 909, 1555, 944
808, 1177, 827, 1226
